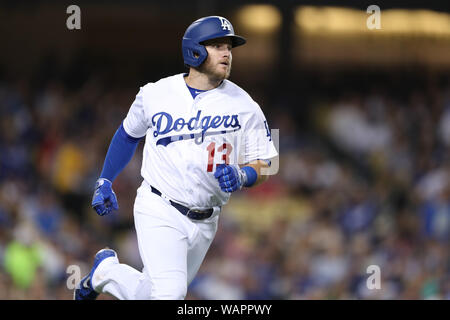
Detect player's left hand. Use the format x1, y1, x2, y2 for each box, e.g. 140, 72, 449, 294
92, 178, 119, 216
214, 164, 244, 193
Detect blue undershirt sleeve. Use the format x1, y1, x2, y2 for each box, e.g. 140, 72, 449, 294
99, 123, 144, 182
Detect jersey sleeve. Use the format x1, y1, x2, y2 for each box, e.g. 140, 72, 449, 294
241, 102, 278, 165
123, 87, 149, 138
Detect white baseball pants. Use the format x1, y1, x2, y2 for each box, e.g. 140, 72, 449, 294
91, 181, 220, 299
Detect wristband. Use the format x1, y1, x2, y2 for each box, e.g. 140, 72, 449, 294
241, 166, 257, 187
95, 178, 112, 189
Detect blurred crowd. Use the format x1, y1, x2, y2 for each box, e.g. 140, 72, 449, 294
0, 64, 449, 299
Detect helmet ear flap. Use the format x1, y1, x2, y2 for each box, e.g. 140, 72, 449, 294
182, 41, 208, 67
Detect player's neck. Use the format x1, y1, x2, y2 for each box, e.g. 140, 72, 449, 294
184, 69, 223, 91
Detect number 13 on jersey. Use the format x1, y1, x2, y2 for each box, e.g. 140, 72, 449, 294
206, 142, 233, 172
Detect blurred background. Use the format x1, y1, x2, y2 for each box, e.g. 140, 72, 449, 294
0, 0, 449, 299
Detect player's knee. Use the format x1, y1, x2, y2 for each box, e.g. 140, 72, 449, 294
134, 276, 153, 300
151, 278, 187, 300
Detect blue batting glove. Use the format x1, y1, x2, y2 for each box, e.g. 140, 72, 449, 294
214, 164, 247, 193
92, 178, 119, 216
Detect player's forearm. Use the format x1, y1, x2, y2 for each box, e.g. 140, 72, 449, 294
247, 171, 268, 187
99, 123, 143, 182
241, 160, 270, 188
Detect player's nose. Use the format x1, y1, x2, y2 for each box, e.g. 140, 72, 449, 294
222, 50, 231, 62
221, 50, 230, 58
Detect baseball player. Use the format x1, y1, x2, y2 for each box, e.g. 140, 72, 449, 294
74, 16, 278, 300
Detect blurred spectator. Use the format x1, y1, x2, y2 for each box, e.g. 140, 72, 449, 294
3, 221, 42, 291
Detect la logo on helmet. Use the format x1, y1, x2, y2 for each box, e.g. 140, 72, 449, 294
219, 17, 232, 31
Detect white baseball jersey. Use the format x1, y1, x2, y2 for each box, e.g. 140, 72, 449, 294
123, 73, 278, 209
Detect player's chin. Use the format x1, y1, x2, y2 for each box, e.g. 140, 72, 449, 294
216, 64, 231, 80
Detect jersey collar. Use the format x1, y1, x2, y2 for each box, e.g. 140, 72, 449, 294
179, 73, 226, 102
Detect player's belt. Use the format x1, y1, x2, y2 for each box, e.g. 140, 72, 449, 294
150, 186, 214, 220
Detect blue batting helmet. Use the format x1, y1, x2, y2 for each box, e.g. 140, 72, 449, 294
182, 16, 246, 67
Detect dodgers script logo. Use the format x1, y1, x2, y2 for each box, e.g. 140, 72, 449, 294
152, 110, 241, 146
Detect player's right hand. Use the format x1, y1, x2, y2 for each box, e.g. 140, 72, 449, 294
91, 178, 119, 216
214, 164, 244, 193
